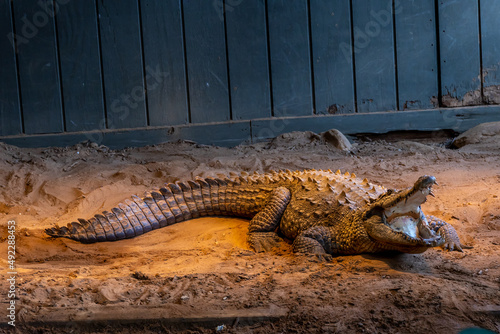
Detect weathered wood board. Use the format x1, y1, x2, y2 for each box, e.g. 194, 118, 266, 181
140, 0, 189, 126
310, 0, 355, 114
439, 0, 481, 107
352, 0, 397, 112
12, 0, 63, 134
183, 0, 230, 123
480, 0, 500, 104
267, 0, 313, 116
395, 0, 438, 110
57, 0, 105, 132
0, 0, 22, 136
225, 0, 271, 120
98, 0, 147, 129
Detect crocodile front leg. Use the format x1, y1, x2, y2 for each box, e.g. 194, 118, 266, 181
292, 226, 333, 261
427, 216, 469, 252
247, 187, 291, 252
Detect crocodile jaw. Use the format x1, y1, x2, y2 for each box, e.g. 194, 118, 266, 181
382, 179, 440, 245
362, 175, 444, 251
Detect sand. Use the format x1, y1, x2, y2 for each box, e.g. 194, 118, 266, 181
0, 128, 499, 333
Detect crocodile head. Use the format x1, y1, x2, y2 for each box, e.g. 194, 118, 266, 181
363, 175, 445, 253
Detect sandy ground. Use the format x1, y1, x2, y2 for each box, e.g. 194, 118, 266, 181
0, 128, 499, 333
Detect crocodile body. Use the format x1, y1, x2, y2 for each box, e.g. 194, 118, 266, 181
46, 169, 465, 255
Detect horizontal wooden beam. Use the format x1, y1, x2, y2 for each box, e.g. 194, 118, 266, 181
1, 106, 499, 149
7, 305, 288, 331
251, 105, 500, 142
0, 121, 251, 149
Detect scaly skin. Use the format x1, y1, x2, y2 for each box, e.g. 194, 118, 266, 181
45, 169, 467, 256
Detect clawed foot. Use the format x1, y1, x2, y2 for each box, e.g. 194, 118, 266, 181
442, 241, 463, 252
248, 232, 282, 253
441, 241, 473, 252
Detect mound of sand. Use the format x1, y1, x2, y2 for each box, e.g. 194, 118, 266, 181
266, 129, 352, 151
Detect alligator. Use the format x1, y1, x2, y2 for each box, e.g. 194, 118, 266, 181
45, 169, 466, 256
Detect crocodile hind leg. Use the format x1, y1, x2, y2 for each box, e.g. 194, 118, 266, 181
247, 187, 291, 252
293, 226, 333, 261
427, 216, 471, 252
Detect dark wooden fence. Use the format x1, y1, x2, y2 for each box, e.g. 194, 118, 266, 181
1, 0, 500, 148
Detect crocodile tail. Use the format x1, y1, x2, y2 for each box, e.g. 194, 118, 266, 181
45, 177, 260, 243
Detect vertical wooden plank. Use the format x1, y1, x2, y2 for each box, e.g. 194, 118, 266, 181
12, 0, 63, 134
396, 0, 438, 110
267, 0, 313, 117
439, 0, 481, 107
183, 0, 230, 124
352, 0, 397, 112
225, 0, 271, 120
140, 0, 188, 126
98, 0, 147, 129
0, 0, 22, 135
480, 0, 500, 104
310, 0, 355, 114
57, 0, 105, 132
